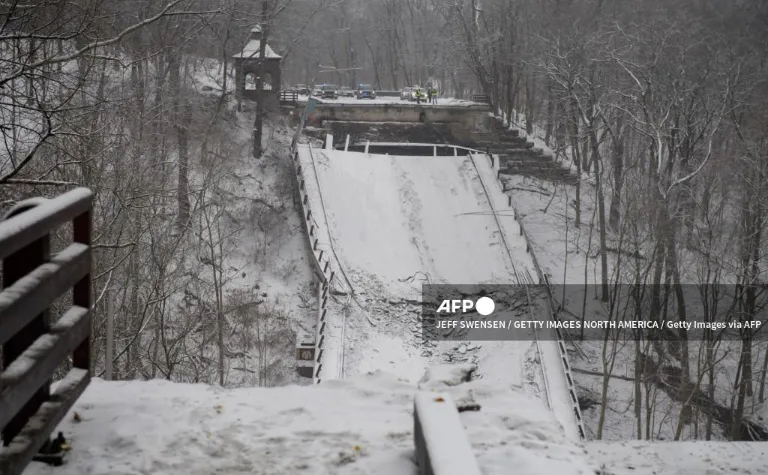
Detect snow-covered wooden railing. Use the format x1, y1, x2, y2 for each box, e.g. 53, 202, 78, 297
290, 146, 334, 384
0, 188, 93, 475
413, 392, 482, 475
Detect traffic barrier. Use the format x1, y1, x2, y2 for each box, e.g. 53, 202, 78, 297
290, 144, 333, 384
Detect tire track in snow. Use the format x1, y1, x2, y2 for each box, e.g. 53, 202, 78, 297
392, 157, 438, 281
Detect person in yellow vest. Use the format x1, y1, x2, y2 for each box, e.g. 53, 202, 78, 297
430, 87, 438, 104
415, 88, 424, 104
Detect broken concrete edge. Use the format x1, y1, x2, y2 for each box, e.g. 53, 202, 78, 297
413, 392, 482, 475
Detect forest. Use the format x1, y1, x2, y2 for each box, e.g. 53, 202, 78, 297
0, 0, 767, 441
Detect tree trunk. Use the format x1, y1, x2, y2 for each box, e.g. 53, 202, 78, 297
609, 115, 624, 230
171, 54, 191, 228
545, 79, 554, 145
590, 126, 609, 301
525, 73, 534, 135
253, 1, 270, 159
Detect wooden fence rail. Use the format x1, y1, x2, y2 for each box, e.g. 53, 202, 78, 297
0, 187, 93, 475
280, 89, 299, 105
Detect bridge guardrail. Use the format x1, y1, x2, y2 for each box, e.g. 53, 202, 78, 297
0, 188, 93, 474
512, 205, 586, 440
290, 145, 334, 384
479, 127, 586, 440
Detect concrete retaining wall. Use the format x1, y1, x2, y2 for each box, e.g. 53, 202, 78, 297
306, 103, 498, 142
414, 392, 481, 475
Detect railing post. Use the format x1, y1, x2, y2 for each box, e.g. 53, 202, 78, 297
72, 207, 92, 371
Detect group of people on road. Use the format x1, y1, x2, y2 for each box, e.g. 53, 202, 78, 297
415, 86, 438, 105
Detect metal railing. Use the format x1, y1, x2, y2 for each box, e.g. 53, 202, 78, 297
280, 89, 299, 104
290, 146, 334, 384
0, 188, 93, 474
514, 209, 587, 440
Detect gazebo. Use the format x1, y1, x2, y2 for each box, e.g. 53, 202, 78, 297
233, 25, 282, 108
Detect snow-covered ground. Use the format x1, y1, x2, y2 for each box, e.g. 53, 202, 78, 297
24, 369, 597, 475
23, 371, 767, 475
588, 441, 768, 475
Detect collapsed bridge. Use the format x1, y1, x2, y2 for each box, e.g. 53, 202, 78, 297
289, 132, 586, 443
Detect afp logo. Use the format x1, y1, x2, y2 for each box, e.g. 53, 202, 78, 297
436, 297, 495, 316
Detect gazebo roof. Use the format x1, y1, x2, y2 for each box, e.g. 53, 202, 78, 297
233, 24, 281, 59
233, 41, 281, 59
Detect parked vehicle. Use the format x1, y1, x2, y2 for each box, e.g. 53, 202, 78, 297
356, 84, 376, 99
320, 84, 338, 99
400, 87, 412, 100
313, 85, 323, 96
339, 86, 355, 97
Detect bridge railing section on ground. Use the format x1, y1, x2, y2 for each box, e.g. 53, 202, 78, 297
290, 99, 334, 384
290, 145, 335, 384
0, 188, 93, 475
507, 198, 586, 440
475, 151, 586, 440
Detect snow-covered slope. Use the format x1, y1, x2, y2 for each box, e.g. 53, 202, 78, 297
25, 372, 598, 475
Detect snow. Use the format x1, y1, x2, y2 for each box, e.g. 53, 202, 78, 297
24, 370, 601, 475
587, 441, 768, 474
0, 188, 91, 257
418, 364, 475, 388
233, 41, 281, 59
301, 148, 525, 289
21, 369, 761, 474
298, 95, 479, 106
